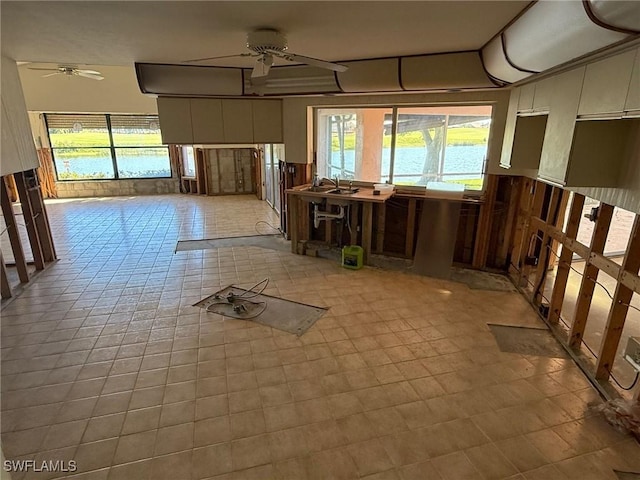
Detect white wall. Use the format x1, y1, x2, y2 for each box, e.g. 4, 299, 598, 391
1, 56, 40, 176
18, 63, 156, 114
281, 90, 510, 174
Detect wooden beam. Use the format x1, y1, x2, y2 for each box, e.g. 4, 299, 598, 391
0, 252, 11, 299
533, 187, 563, 305
518, 181, 546, 288
0, 177, 29, 283
472, 174, 498, 268
375, 203, 386, 253
509, 178, 533, 278
549, 193, 584, 324
497, 177, 521, 268
596, 214, 640, 380
362, 202, 373, 264
24, 170, 55, 262
287, 194, 299, 253
13, 172, 45, 270
405, 199, 416, 257
350, 202, 359, 246
569, 203, 614, 350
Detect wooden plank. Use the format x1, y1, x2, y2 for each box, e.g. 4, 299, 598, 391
620, 270, 640, 295
405, 199, 417, 257
588, 253, 620, 280
324, 213, 332, 245
0, 177, 29, 283
0, 252, 11, 299
288, 194, 298, 253
569, 203, 614, 349
350, 202, 359, 246
497, 177, 521, 268
362, 202, 373, 264
13, 172, 45, 270
509, 178, 533, 277
596, 214, 640, 380
25, 171, 55, 262
549, 193, 584, 324
565, 238, 590, 260
518, 181, 545, 288
375, 203, 386, 253
472, 174, 498, 268
533, 187, 563, 305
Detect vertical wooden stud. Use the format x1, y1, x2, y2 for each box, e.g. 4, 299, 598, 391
0, 252, 11, 299
472, 174, 498, 268
405, 199, 417, 257
549, 193, 585, 324
569, 203, 614, 349
0, 177, 29, 283
375, 203, 386, 254
533, 187, 563, 305
13, 172, 45, 270
361, 202, 373, 264
596, 214, 640, 380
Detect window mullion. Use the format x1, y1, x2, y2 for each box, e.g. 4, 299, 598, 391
106, 114, 119, 179
389, 106, 398, 184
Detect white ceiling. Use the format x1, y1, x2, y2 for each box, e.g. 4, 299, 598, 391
1, 1, 530, 68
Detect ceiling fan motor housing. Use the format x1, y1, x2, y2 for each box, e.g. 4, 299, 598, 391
246, 29, 287, 54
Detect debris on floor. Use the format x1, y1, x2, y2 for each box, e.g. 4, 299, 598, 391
592, 398, 640, 438
450, 267, 517, 292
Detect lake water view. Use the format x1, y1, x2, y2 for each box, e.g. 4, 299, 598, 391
54, 151, 171, 179
328, 145, 487, 185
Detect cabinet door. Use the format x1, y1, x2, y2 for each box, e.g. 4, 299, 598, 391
252, 100, 283, 143
157, 97, 193, 144
190, 99, 224, 143
532, 77, 555, 112
221, 99, 254, 143
625, 48, 640, 113
517, 84, 535, 113
538, 67, 585, 185
499, 88, 520, 169
578, 49, 636, 116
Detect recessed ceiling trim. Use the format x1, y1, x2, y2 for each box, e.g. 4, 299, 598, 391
583, 0, 640, 35
500, 33, 539, 74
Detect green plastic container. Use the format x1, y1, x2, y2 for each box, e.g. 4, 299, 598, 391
342, 245, 364, 270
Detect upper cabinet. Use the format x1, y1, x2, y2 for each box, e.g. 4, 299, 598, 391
190, 99, 224, 144
531, 77, 555, 113
157, 97, 193, 144
252, 100, 283, 143
157, 97, 283, 144
578, 49, 636, 117
221, 99, 254, 144
538, 67, 585, 186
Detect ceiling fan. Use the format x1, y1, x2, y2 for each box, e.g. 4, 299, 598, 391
28, 65, 104, 80
184, 29, 348, 79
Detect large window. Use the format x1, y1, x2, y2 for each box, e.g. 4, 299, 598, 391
316, 105, 492, 191
46, 114, 171, 180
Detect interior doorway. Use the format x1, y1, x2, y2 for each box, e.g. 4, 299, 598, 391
262, 144, 284, 216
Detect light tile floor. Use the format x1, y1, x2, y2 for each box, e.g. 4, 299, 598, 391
1, 194, 639, 480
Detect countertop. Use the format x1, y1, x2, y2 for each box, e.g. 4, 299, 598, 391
286, 184, 394, 203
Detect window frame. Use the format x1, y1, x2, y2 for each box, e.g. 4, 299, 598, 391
45, 113, 172, 181
314, 103, 494, 194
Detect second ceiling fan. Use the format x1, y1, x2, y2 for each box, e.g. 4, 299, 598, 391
185, 28, 348, 79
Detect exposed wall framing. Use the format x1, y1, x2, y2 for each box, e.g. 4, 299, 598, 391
508, 179, 640, 400
0, 169, 57, 299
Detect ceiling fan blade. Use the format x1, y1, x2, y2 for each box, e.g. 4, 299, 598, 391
41, 72, 61, 78
28, 67, 62, 71
251, 54, 273, 79
76, 72, 104, 80
183, 52, 255, 63
76, 69, 102, 75
267, 50, 348, 72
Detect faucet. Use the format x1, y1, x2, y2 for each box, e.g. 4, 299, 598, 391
320, 176, 339, 188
